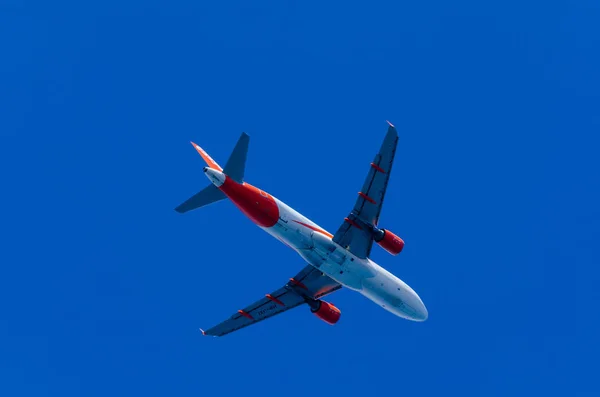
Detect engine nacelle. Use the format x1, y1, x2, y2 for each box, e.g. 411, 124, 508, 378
374, 229, 405, 255
310, 300, 341, 325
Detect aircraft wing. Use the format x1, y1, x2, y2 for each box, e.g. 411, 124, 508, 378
332, 123, 399, 258
201, 265, 341, 337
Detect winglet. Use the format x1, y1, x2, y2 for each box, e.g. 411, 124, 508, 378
199, 328, 206, 336
386, 120, 395, 128
190, 141, 223, 171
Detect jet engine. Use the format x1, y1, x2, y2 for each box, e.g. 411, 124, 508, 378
374, 229, 405, 255
309, 300, 341, 325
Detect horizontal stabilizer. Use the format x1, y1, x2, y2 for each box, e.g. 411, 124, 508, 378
175, 184, 226, 213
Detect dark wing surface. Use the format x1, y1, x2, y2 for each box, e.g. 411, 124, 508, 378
332, 123, 399, 258
201, 265, 341, 337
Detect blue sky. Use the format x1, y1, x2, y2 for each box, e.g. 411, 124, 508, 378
1, 1, 599, 396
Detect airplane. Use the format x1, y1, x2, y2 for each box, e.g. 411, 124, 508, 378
175, 121, 428, 337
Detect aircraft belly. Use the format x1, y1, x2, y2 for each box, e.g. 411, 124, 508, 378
266, 196, 422, 308
264, 200, 427, 320
317, 259, 366, 291
263, 199, 375, 291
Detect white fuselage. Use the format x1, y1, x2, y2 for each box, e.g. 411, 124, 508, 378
265, 197, 428, 322
204, 167, 427, 321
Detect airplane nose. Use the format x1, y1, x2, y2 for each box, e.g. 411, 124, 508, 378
406, 289, 428, 322
413, 300, 428, 321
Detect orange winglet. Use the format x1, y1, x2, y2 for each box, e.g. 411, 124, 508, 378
344, 217, 362, 230
358, 192, 376, 204
266, 294, 285, 306
190, 141, 223, 171
370, 162, 386, 173
238, 309, 254, 320
289, 278, 308, 290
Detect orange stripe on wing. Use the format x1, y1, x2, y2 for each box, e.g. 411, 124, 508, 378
291, 220, 333, 238
358, 191, 376, 204
344, 217, 362, 229
370, 162, 386, 173
289, 278, 308, 290
238, 309, 254, 320
266, 294, 285, 306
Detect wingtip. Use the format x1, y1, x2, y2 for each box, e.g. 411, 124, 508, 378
199, 328, 206, 336
386, 120, 395, 128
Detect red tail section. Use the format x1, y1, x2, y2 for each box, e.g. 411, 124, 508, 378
219, 177, 280, 227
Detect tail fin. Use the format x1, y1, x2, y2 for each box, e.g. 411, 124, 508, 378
190, 142, 223, 171
174, 132, 250, 213
175, 184, 226, 213
223, 132, 249, 183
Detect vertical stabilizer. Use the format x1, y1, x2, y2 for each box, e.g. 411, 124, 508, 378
223, 132, 249, 183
